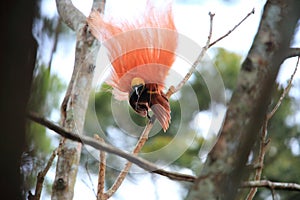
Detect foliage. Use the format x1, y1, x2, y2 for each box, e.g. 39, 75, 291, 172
213, 47, 242, 90
27, 65, 65, 152
22, 65, 65, 196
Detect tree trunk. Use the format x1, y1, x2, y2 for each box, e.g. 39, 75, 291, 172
0, 0, 37, 199
51, 1, 104, 199
186, 0, 300, 199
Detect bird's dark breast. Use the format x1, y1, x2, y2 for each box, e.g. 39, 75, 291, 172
129, 83, 158, 116
129, 83, 150, 117
129, 83, 171, 131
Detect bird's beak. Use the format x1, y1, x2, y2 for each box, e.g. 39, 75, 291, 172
135, 87, 139, 95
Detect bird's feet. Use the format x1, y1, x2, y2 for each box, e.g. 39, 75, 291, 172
147, 112, 155, 123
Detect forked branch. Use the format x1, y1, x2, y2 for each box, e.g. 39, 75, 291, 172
246, 57, 299, 200
166, 8, 255, 98
208, 8, 255, 48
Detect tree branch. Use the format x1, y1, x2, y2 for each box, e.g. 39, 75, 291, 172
94, 135, 106, 200
166, 12, 215, 98
245, 116, 270, 200
92, 0, 106, 13
52, 1, 105, 199
27, 112, 196, 183
48, 19, 61, 71
166, 8, 255, 98
268, 56, 299, 119
28, 149, 58, 200
104, 121, 153, 198
285, 48, 300, 59
246, 56, 299, 200
208, 8, 255, 48
55, 0, 86, 31
242, 180, 300, 191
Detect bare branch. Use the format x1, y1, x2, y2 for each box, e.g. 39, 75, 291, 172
166, 8, 255, 98
94, 135, 106, 200
166, 12, 215, 98
27, 112, 196, 183
285, 48, 300, 59
267, 56, 299, 119
48, 19, 61, 71
208, 8, 255, 48
246, 56, 299, 200
242, 180, 300, 191
55, 0, 86, 31
28, 149, 58, 200
84, 162, 97, 197
53, 0, 102, 197
105, 121, 152, 198
246, 118, 270, 200
92, 0, 106, 13
271, 188, 277, 200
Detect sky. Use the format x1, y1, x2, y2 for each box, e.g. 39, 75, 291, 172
39, 0, 300, 199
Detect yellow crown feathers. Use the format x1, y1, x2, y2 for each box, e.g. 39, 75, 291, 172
131, 77, 145, 88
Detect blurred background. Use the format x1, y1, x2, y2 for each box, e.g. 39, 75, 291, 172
23, 0, 300, 199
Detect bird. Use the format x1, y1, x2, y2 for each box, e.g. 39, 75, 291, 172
87, 1, 177, 132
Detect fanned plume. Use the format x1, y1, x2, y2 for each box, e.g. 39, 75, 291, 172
87, 1, 177, 131
87, 2, 177, 100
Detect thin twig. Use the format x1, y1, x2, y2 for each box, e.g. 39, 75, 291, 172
246, 57, 299, 200
166, 9, 255, 98
271, 188, 277, 200
48, 19, 61, 71
208, 8, 255, 48
94, 135, 106, 200
27, 112, 196, 182
166, 12, 215, 98
28, 148, 58, 200
246, 118, 269, 200
267, 56, 299, 119
104, 121, 153, 198
242, 180, 300, 191
84, 162, 97, 197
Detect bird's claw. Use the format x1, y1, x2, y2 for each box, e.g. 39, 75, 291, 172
147, 112, 154, 123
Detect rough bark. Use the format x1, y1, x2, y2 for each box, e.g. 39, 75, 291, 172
0, 0, 37, 199
51, 1, 104, 199
186, 0, 300, 199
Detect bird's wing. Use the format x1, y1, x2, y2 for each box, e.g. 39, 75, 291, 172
151, 103, 171, 132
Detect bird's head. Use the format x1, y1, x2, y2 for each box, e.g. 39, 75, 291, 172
131, 77, 145, 96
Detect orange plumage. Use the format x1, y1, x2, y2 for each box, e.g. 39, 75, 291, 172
87, 2, 177, 131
